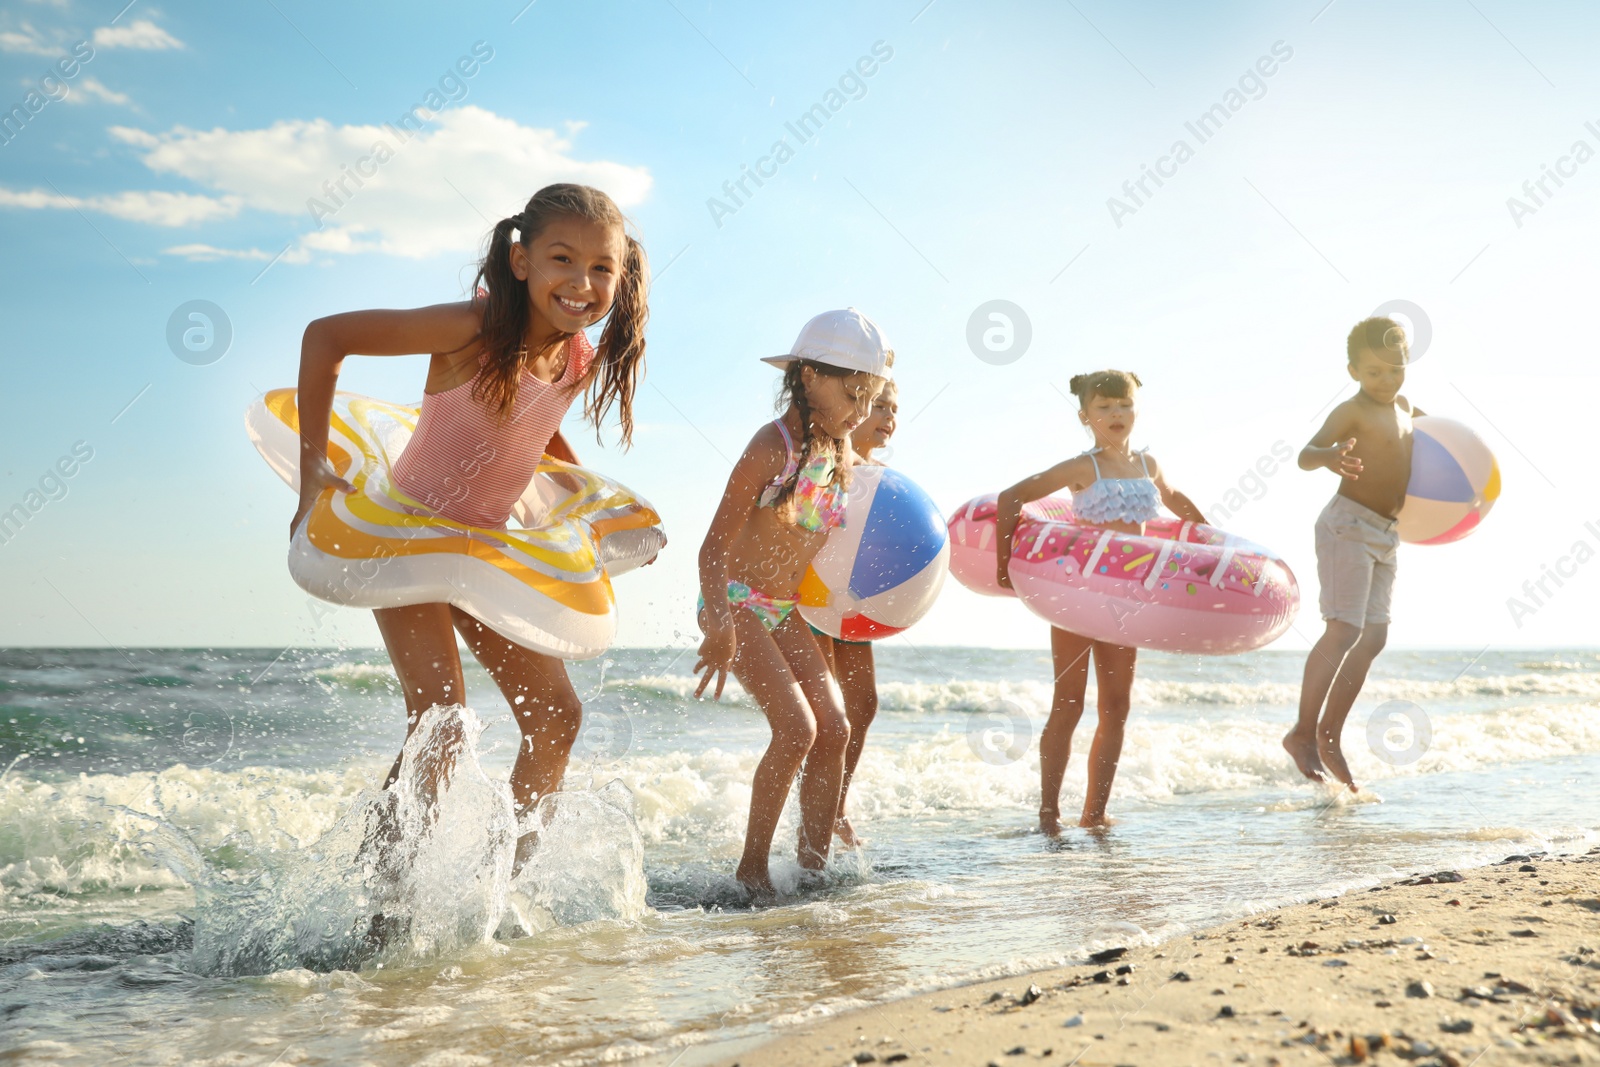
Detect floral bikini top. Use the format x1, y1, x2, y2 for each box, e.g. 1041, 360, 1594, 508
757, 419, 848, 534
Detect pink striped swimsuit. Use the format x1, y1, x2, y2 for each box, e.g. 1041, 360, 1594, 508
390, 331, 594, 527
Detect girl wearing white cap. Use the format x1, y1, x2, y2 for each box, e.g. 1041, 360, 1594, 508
694, 309, 892, 896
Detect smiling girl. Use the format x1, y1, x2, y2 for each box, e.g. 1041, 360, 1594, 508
694, 309, 892, 895
994, 370, 1205, 833
291, 184, 650, 837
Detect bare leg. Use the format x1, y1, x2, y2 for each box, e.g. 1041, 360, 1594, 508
373, 603, 467, 806
450, 607, 582, 817
1316, 622, 1387, 792
721, 607, 823, 895
1038, 627, 1092, 836
1284, 621, 1362, 782
830, 641, 878, 848
773, 617, 851, 871
1080, 640, 1136, 828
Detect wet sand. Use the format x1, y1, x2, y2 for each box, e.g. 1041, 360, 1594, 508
713, 848, 1600, 1067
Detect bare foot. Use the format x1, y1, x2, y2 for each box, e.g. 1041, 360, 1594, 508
1282, 727, 1328, 783
510, 829, 539, 879
834, 815, 865, 849
796, 825, 829, 871
355, 792, 407, 884
1316, 731, 1359, 793
735, 863, 776, 901
359, 910, 412, 957
1039, 808, 1062, 837
1079, 811, 1116, 830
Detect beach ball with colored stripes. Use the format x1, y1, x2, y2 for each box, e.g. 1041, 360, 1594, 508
1398, 416, 1500, 545
799, 465, 949, 641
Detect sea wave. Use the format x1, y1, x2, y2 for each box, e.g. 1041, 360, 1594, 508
7, 698, 1595, 905
864, 671, 1600, 715
311, 662, 401, 691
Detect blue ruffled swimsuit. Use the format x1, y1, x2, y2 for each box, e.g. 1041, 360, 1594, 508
1072, 449, 1161, 525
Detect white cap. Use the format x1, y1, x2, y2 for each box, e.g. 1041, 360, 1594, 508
762, 308, 894, 379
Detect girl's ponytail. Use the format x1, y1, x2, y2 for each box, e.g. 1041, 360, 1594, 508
471, 214, 546, 418
587, 232, 650, 447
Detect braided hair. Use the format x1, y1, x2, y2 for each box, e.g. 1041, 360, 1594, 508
767, 361, 864, 522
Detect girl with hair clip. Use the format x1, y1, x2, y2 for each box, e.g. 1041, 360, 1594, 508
695, 309, 892, 897
995, 370, 1206, 833
289, 183, 655, 856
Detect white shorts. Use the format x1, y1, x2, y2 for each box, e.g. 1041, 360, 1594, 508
1315, 495, 1399, 628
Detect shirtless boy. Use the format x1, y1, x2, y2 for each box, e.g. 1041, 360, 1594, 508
1283, 316, 1424, 791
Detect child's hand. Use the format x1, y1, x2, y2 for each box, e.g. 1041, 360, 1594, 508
1328, 438, 1362, 480
291, 456, 356, 538
694, 614, 736, 700
996, 555, 1013, 591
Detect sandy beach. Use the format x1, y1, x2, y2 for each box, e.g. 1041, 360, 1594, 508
714, 848, 1600, 1067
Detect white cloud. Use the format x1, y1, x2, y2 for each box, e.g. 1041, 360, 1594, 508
105, 106, 653, 260
93, 18, 182, 50
62, 76, 130, 105
163, 243, 311, 263
0, 186, 242, 225
108, 124, 157, 147
0, 23, 54, 54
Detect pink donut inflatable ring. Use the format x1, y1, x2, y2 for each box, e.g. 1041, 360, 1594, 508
947, 494, 1300, 654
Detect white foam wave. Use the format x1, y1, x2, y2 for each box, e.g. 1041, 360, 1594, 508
0, 763, 364, 905
312, 662, 400, 690
8, 700, 1595, 911
602, 670, 1600, 715
1135, 671, 1600, 707
604, 701, 1600, 842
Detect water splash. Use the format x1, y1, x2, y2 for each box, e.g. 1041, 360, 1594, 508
501, 780, 647, 936
181, 705, 648, 975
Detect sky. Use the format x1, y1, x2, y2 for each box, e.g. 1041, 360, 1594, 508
2, 0, 1597, 654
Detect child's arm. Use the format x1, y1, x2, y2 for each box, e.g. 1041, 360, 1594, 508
1145, 455, 1207, 525
546, 431, 581, 466
693, 431, 786, 699
293, 303, 480, 535
1298, 404, 1362, 480
995, 458, 1083, 590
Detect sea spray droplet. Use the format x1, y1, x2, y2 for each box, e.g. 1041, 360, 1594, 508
188, 706, 515, 975
500, 782, 647, 937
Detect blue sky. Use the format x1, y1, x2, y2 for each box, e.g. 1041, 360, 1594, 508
2, 0, 1597, 653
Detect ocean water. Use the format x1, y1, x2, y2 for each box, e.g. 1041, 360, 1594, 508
2, 644, 1597, 1065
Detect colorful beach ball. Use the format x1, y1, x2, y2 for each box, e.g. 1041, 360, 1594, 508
1398, 416, 1500, 545
799, 465, 949, 641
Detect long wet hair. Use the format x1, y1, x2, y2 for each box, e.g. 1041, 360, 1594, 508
471, 183, 649, 445
767, 361, 884, 520
1068, 368, 1142, 408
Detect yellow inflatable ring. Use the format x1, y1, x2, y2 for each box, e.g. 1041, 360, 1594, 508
246, 389, 666, 659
